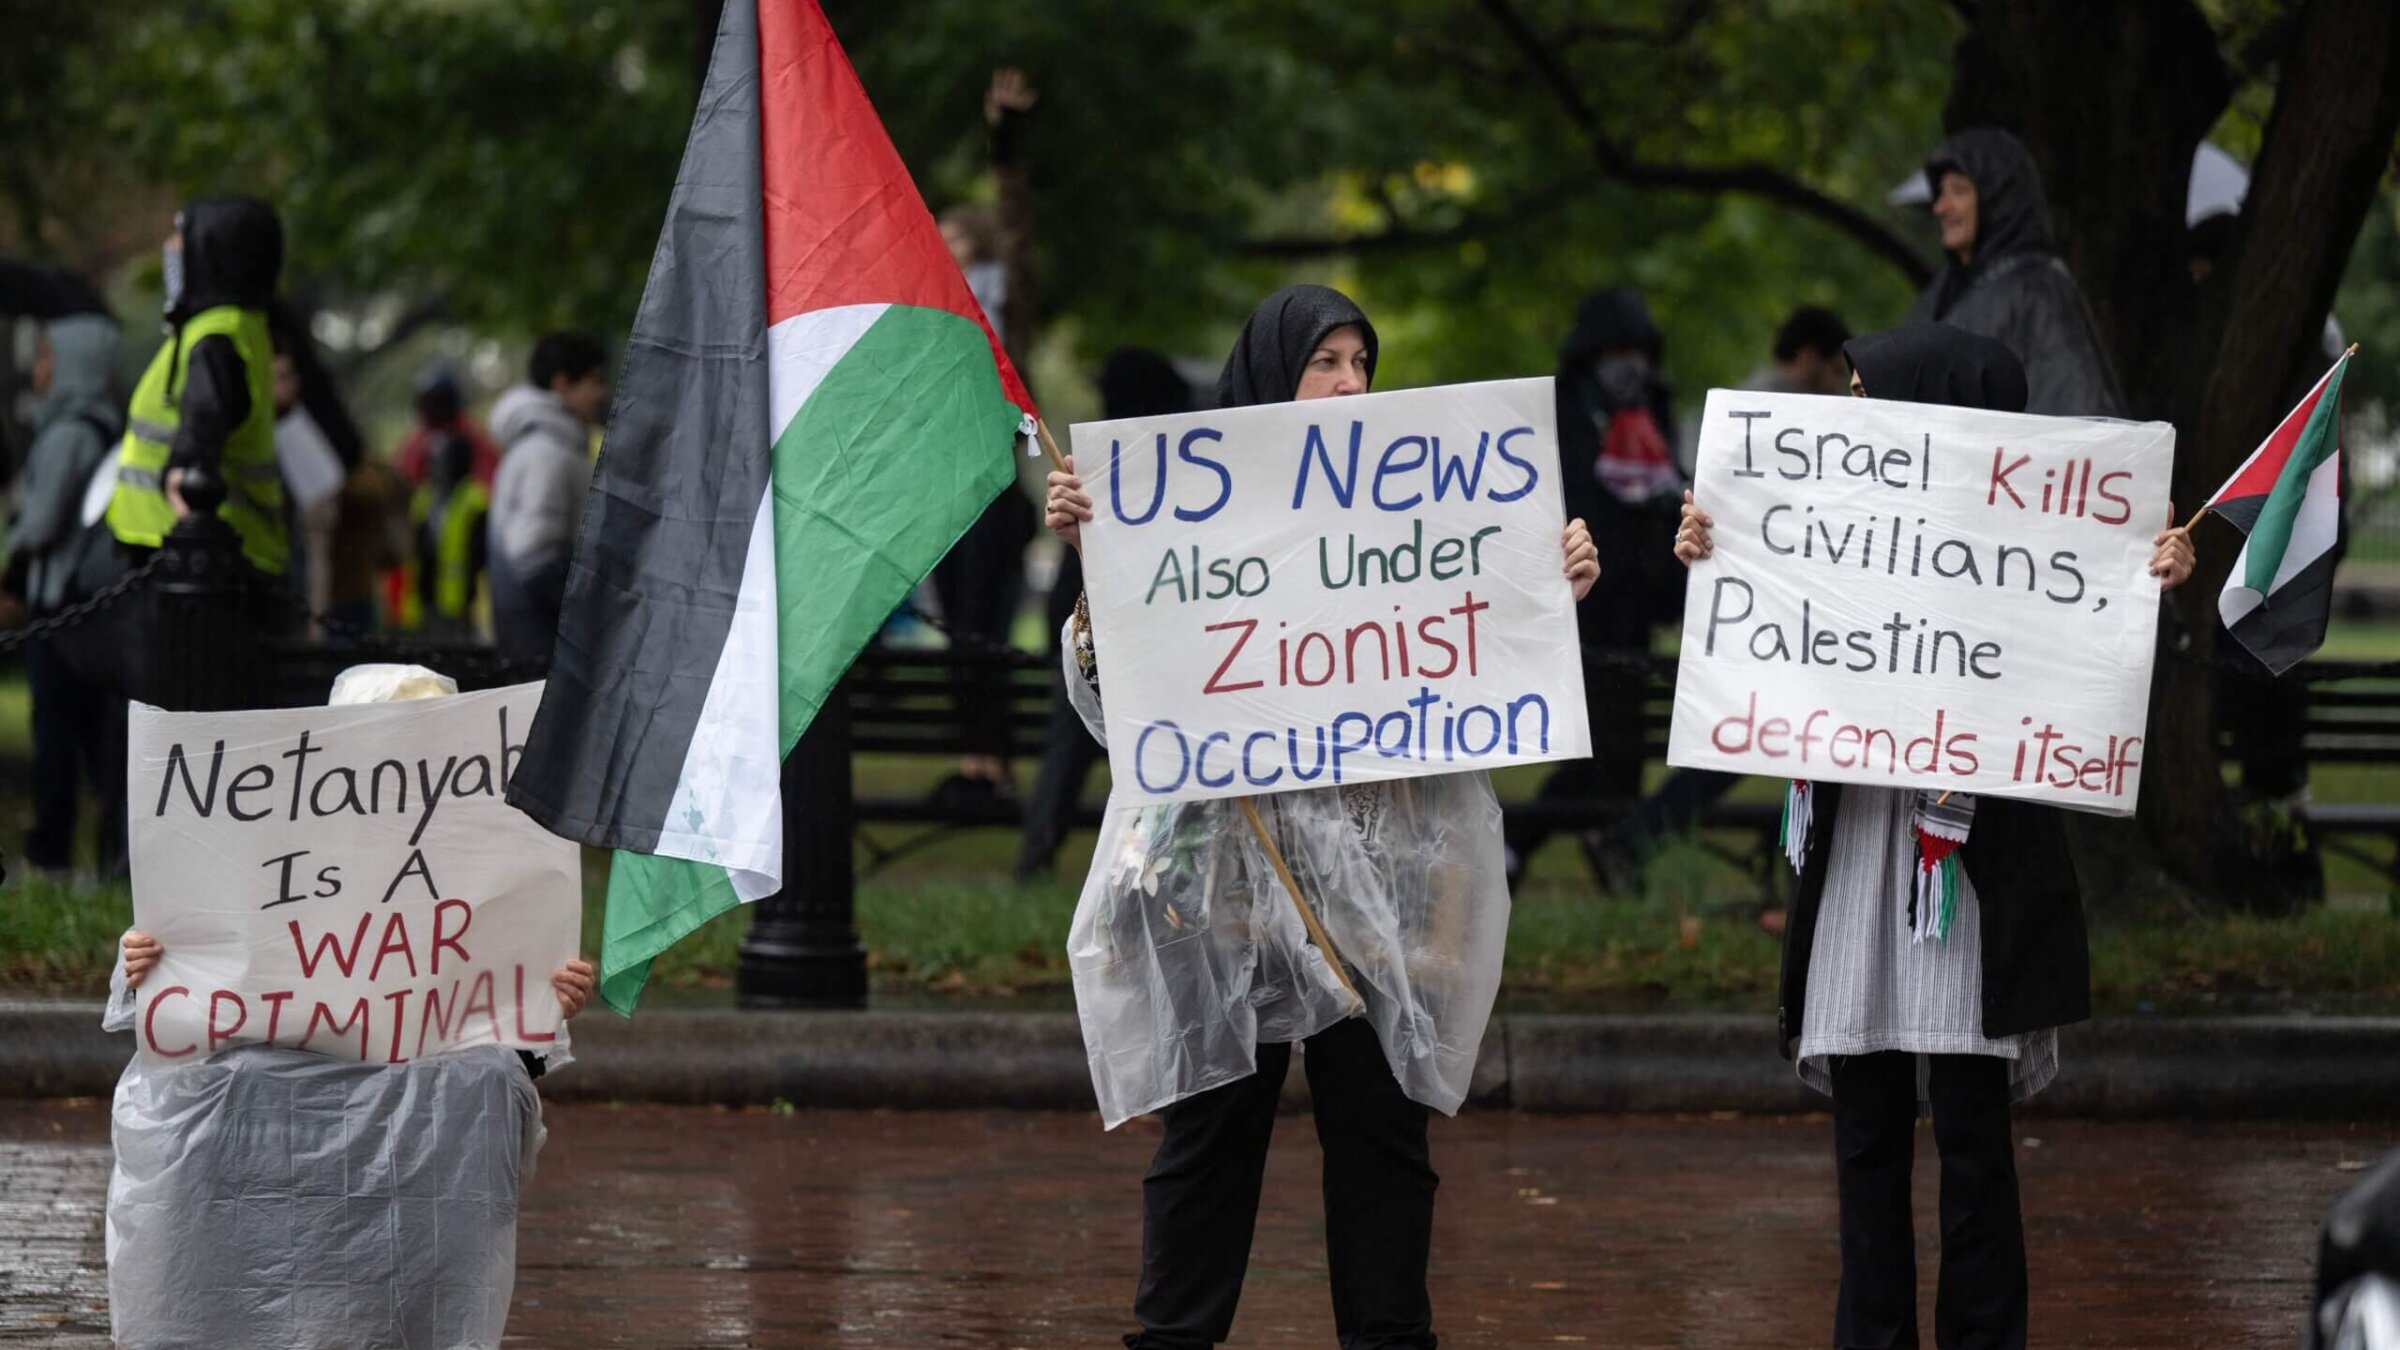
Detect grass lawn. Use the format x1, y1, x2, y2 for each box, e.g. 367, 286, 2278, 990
2, 617, 2397, 1013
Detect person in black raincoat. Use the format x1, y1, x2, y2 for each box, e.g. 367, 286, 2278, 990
1905, 129, 2123, 418
1507, 286, 1688, 885
1676, 323, 2194, 1350
1045, 284, 1597, 1350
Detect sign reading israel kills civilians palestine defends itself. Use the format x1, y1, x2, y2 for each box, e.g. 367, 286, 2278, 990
1667, 390, 2176, 815
1075, 378, 1592, 806
126, 685, 580, 1066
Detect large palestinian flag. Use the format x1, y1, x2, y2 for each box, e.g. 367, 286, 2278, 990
506, 0, 1035, 1013
2203, 346, 2353, 677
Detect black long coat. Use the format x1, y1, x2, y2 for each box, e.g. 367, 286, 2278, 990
1777, 783, 2092, 1058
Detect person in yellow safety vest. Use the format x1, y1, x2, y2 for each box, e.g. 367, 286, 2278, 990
401, 433, 489, 638
106, 197, 289, 576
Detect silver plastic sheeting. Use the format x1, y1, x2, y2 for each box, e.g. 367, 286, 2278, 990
1063, 625, 1511, 1127
102, 1038, 544, 1350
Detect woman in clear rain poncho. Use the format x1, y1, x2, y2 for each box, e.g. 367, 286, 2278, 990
1676, 324, 2194, 1350
1045, 284, 1599, 1350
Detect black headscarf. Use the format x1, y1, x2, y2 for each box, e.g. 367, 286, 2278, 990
1922, 128, 2053, 320
174, 195, 284, 319
1844, 322, 2029, 413
1214, 284, 1378, 409
1098, 347, 1194, 420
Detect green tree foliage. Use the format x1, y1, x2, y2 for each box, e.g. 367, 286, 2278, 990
28, 0, 698, 337
839, 0, 1958, 395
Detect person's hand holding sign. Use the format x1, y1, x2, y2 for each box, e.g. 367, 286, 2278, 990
552, 958, 597, 1019
2150, 503, 2195, 591
1672, 490, 1713, 565
122, 930, 164, 989
1046, 454, 1092, 556
1563, 517, 1599, 601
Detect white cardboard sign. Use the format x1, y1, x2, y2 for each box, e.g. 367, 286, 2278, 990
1668, 389, 2175, 814
1074, 377, 1591, 805
125, 684, 580, 1065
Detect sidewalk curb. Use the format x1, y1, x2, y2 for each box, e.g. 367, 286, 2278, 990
6, 1001, 2397, 1118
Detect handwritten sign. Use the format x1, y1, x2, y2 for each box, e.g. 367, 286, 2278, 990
1667, 390, 2174, 814
125, 684, 580, 1065
1074, 378, 1590, 805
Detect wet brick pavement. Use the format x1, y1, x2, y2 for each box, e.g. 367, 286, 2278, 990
2, 1098, 2389, 1347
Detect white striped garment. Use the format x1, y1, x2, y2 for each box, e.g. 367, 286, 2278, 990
1795, 786, 2058, 1103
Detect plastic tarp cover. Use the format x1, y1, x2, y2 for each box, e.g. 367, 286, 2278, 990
1061, 623, 1511, 1127
103, 1041, 544, 1350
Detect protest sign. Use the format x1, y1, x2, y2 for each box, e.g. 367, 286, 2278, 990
125, 684, 580, 1066
1074, 378, 1590, 806
1667, 390, 2175, 814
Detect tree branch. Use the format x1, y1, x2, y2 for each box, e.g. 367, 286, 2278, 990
333, 296, 453, 380
1475, 0, 1934, 286
1555, 0, 1715, 51
1235, 174, 1602, 258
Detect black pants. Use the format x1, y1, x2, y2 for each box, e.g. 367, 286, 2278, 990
24, 637, 127, 874
1016, 549, 1102, 876
930, 492, 1031, 764
1128, 1017, 1438, 1350
1830, 1052, 2027, 1350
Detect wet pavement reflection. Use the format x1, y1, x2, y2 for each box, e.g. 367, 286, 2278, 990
2, 1099, 2386, 1347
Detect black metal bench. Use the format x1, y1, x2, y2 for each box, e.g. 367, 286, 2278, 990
261, 638, 2400, 887
2282, 659, 2400, 882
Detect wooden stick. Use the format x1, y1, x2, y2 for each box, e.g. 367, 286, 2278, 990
1034, 418, 1068, 472
1237, 796, 1363, 1009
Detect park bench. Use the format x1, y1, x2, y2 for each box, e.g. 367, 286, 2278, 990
259, 638, 2400, 887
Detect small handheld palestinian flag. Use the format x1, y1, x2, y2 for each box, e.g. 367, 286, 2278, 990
2200, 345, 2355, 676
506, 0, 1037, 1013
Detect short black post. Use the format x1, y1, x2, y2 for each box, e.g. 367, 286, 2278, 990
138, 464, 261, 713
736, 685, 867, 1008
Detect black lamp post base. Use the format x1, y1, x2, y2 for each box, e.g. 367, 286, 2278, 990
735, 929, 867, 1009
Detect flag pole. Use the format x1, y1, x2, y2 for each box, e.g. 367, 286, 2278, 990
1237, 797, 1363, 1008
1035, 419, 1068, 472
1038, 414, 1360, 1010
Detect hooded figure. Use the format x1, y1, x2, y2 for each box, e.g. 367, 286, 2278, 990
1774, 321, 2085, 1350
1507, 287, 1686, 883
106, 196, 290, 577
1904, 128, 2124, 417
1065, 284, 1505, 1350
3, 310, 130, 875
487, 378, 596, 661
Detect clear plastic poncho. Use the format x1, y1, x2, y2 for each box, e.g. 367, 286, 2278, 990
101, 664, 559, 1350
1063, 626, 1512, 1127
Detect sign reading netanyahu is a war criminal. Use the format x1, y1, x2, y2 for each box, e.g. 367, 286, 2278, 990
1074, 378, 1591, 806
125, 684, 580, 1066
1668, 389, 2176, 814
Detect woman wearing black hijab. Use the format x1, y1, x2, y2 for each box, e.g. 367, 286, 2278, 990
1047, 285, 1598, 1350
1678, 324, 2191, 1350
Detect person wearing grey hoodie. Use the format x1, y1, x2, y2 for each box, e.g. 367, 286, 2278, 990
2, 308, 129, 874
487, 332, 606, 661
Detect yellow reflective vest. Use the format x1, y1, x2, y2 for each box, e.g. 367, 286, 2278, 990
106, 305, 286, 574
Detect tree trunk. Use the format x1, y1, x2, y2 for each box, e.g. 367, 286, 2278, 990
1944, 0, 2400, 905
2155, 0, 2400, 902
